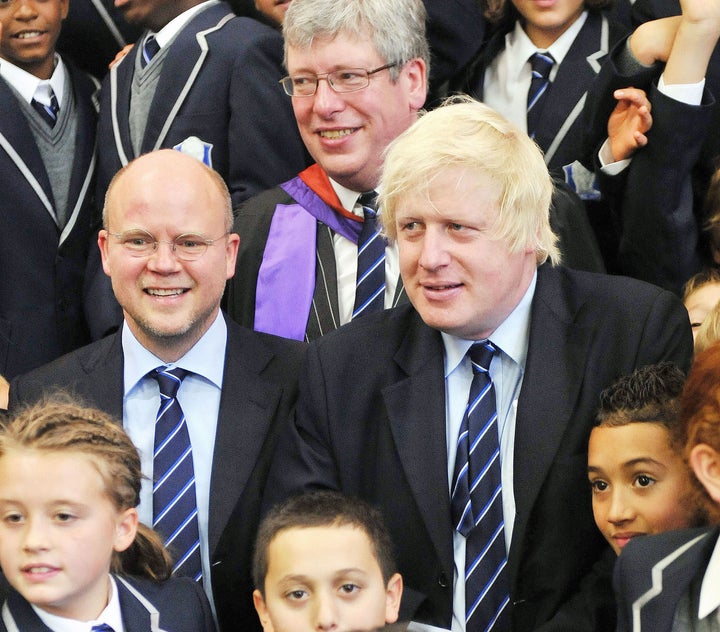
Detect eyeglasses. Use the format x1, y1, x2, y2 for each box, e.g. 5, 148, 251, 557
279, 63, 398, 97
108, 229, 228, 261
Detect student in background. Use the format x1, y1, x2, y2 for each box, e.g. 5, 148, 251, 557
613, 344, 720, 631
588, 362, 708, 557
0, 0, 98, 379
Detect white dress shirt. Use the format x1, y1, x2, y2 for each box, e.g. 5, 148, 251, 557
328, 177, 400, 324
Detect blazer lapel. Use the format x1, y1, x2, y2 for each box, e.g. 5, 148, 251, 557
144, 7, 233, 152
0, 78, 57, 224
538, 12, 610, 164
60, 67, 98, 246
382, 313, 454, 568
108, 49, 137, 166
2, 592, 54, 631
208, 321, 285, 552
508, 266, 592, 580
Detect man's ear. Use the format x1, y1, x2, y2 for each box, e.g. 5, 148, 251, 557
690, 443, 720, 504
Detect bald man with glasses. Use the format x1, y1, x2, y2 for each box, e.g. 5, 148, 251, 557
8, 149, 306, 632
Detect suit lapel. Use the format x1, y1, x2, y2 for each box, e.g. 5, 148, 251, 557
383, 313, 454, 567
306, 224, 340, 340
508, 266, 592, 579
75, 332, 125, 419
537, 12, 609, 163
0, 78, 57, 224
208, 320, 284, 552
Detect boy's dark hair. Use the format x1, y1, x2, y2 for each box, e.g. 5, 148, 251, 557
595, 362, 686, 448
253, 491, 397, 593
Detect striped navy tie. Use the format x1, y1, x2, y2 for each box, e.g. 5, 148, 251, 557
352, 191, 386, 319
152, 367, 202, 582
450, 341, 509, 630
91, 625, 115, 632
31, 88, 59, 128
141, 34, 161, 68
526, 51, 554, 139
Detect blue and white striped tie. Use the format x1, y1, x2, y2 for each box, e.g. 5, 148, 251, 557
450, 341, 509, 630
152, 367, 202, 582
527, 51, 555, 140
352, 191, 386, 319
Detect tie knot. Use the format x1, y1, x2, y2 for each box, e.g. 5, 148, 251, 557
358, 190, 378, 211
468, 341, 495, 373
529, 51, 554, 81
91, 625, 115, 632
143, 34, 161, 66
153, 366, 189, 398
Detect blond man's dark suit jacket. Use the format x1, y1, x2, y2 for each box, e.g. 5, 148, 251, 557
0, 575, 216, 632
9, 316, 305, 632
614, 527, 720, 632
264, 264, 693, 631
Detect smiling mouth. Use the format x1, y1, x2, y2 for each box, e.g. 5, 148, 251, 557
318, 128, 357, 139
14, 31, 45, 39
145, 288, 187, 297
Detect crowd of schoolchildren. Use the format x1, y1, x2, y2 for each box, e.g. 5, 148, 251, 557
1, 0, 720, 629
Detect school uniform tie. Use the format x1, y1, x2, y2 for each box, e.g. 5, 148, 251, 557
31, 86, 59, 128
141, 34, 161, 68
450, 341, 509, 630
91, 625, 115, 632
151, 367, 202, 582
352, 191, 386, 319
526, 51, 555, 139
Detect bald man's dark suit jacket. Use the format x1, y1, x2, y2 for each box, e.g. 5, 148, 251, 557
9, 316, 305, 632
614, 527, 720, 632
264, 264, 693, 631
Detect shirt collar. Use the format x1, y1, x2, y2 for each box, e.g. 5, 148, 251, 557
505, 11, 588, 83
699, 533, 720, 618
122, 310, 227, 395
150, 0, 217, 48
33, 575, 123, 632
442, 270, 536, 376
0, 53, 66, 106
328, 177, 384, 219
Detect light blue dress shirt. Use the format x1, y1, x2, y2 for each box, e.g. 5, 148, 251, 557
122, 311, 226, 611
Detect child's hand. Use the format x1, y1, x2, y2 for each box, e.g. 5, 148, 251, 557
607, 87, 653, 162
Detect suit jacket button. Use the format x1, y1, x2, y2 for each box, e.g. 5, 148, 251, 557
437, 572, 448, 588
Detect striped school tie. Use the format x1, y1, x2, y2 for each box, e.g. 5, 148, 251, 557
450, 341, 509, 630
141, 34, 161, 68
526, 51, 555, 139
31, 87, 59, 128
352, 191, 386, 318
151, 367, 202, 582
